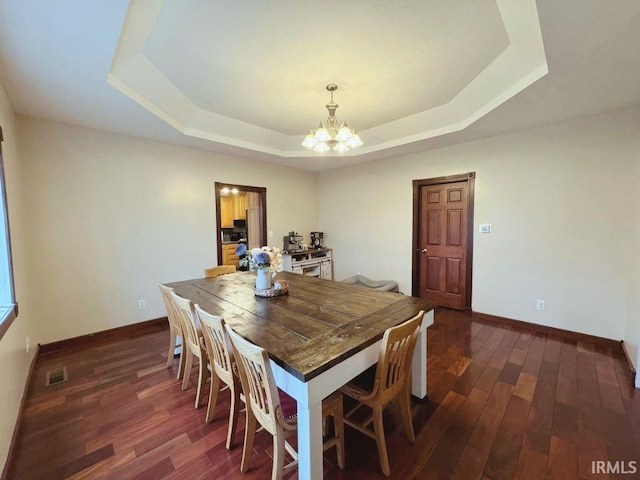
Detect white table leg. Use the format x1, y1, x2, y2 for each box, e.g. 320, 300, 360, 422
411, 327, 427, 398
411, 310, 433, 399
296, 398, 324, 480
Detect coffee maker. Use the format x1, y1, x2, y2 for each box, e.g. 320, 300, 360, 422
283, 231, 304, 252
310, 232, 324, 249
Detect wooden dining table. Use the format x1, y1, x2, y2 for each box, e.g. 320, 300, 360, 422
167, 271, 435, 480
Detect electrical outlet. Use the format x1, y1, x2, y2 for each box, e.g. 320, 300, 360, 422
25, 336, 30, 353
268, 230, 274, 238
138, 299, 146, 310
536, 299, 545, 311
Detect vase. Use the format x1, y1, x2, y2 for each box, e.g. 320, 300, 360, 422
255, 268, 272, 290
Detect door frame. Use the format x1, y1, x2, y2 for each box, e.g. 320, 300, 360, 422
411, 172, 475, 309
215, 182, 267, 266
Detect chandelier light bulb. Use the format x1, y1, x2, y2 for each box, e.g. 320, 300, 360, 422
314, 123, 330, 142
333, 142, 350, 153
302, 130, 316, 148
346, 132, 363, 148
313, 142, 330, 153
303, 84, 362, 154
336, 123, 352, 142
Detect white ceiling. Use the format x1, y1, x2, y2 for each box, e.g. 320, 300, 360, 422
143, 0, 510, 133
0, 1, 639, 172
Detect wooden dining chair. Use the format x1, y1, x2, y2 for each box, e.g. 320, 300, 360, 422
171, 292, 209, 409
204, 265, 236, 278
340, 310, 425, 477
158, 283, 185, 379
195, 304, 243, 449
226, 326, 345, 480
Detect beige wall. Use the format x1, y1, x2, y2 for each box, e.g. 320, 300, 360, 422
0, 84, 33, 470
17, 116, 319, 344
625, 126, 640, 384
3, 101, 640, 473
319, 107, 640, 341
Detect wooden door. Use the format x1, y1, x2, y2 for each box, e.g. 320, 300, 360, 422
413, 174, 474, 310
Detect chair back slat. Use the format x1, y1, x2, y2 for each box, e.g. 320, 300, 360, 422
204, 265, 237, 278
376, 311, 424, 400
226, 326, 281, 435
195, 305, 234, 383
159, 284, 181, 332
171, 292, 201, 352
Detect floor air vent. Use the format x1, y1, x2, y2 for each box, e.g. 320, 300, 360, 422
45, 367, 68, 386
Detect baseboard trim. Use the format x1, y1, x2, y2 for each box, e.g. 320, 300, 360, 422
471, 310, 621, 349
39, 317, 169, 355
621, 340, 637, 373
1, 344, 40, 480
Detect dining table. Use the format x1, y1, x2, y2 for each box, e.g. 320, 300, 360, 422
166, 271, 435, 480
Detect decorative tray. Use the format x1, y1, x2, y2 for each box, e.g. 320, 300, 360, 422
255, 286, 289, 297
255, 280, 289, 297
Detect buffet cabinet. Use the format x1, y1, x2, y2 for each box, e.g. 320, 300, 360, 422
282, 249, 332, 280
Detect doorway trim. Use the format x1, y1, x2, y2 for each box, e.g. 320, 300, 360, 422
411, 172, 475, 308
214, 182, 267, 266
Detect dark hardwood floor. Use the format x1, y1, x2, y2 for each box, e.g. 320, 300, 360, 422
6, 308, 640, 479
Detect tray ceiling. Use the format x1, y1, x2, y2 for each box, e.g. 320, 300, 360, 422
108, 0, 547, 158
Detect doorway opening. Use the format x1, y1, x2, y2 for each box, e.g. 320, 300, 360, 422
412, 173, 475, 310
215, 183, 267, 269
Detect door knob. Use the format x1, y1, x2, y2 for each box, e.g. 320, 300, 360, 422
422, 248, 428, 254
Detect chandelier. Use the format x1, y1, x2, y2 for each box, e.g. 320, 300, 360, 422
302, 84, 363, 153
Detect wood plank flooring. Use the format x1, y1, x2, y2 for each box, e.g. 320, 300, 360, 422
6, 308, 640, 479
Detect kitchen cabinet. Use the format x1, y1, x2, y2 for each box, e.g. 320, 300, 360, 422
282, 249, 332, 280
220, 193, 247, 227
221, 243, 239, 267
234, 193, 247, 220
220, 196, 234, 228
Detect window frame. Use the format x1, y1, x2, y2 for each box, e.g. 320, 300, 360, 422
0, 125, 18, 341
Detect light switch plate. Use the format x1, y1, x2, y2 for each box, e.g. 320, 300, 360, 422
479, 224, 491, 233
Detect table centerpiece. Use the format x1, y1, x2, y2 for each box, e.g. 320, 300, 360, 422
235, 243, 285, 294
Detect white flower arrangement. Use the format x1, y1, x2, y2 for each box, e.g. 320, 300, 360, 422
235, 244, 283, 277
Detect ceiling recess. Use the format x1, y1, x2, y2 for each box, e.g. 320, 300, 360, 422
108, 0, 547, 159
